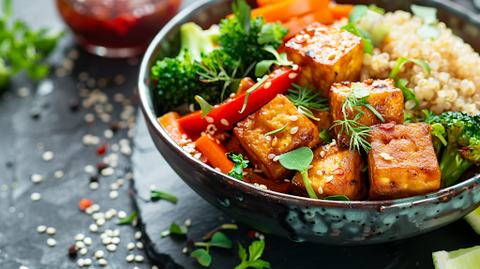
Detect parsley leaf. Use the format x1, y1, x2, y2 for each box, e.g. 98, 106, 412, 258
235, 240, 271, 269
226, 151, 249, 180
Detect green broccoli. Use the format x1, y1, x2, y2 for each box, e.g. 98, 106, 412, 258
428, 111, 480, 187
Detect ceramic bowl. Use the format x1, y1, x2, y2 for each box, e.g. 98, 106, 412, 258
138, 0, 480, 245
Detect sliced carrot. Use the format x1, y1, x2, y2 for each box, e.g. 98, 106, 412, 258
250, 0, 330, 23
195, 135, 234, 174
236, 77, 256, 96
282, 8, 334, 40
329, 3, 354, 20
224, 136, 248, 157
243, 169, 292, 194
256, 0, 287, 7
158, 112, 190, 144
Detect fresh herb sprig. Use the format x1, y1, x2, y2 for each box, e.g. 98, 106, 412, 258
235, 240, 271, 269
286, 83, 329, 111
226, 151, 249, 181
191, 232, 233, 267
161, 222, 188, 237
279, 147, 317, 199
265, 123, 288, 136
116, 210, 137, 225
150, 190, 178, 203
255, 45, 293, 77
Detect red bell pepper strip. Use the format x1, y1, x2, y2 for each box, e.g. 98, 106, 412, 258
158, 112, 191, 144
177, 67, 300, 137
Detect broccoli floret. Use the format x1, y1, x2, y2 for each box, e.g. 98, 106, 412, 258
429, 111, 480, 187
177, 22, 220, 63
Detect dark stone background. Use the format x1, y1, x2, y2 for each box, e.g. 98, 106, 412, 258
0, 0, 479, 269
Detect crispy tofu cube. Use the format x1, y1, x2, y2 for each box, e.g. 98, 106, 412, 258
310, 110, 334, 135
234, 94, 320, 182
285, 22, 364, 97
367, 123, 441, 200
292, 144, 367, 200
330, 79, 404, 148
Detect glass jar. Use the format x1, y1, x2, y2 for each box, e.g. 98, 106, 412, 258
56, 0, 182, 58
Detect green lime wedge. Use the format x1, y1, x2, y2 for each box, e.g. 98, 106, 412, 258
464, 207, 480, 235
433, 246, 480, 269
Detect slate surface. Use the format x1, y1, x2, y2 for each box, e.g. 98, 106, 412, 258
132, 112, 480, 269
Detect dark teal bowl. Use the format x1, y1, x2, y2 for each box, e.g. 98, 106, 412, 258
138, 0, 480, 245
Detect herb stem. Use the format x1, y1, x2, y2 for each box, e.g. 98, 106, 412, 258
301, 171, 318, 199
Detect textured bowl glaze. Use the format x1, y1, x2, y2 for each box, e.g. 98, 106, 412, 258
138, 0, 480, 245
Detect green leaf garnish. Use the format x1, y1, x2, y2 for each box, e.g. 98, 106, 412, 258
323, 195, 350, 201
395, 78, 419, 110
422, 109, 436, 124
207, 232, 233, 249
404, 111, 419, 123
368, 4, 385, 15
389, 57, 430, 79
279, 147, 317, 199
116, 210, 137, 225
319, 128, 333, 144
349, 5, 368, 23
298, 106, 320, 121
191, 249, 212, 267
255, 45, 292, 77
226, 151, 249, 181
150, 190, 178, 203
240, 75, 268, 113
195, 95, 215, 119
341, 23, 373, 54
161, 223, 188, 237
265, 123, 289, 136
235, 240, 271, 269
286, 83, 329, 111
411, 5, 441, 40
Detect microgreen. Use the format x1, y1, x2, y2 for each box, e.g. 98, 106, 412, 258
298, 106, 320, 121
341, 22, 373, 54
389, 57, 430, 80
235, 240, 271, 269
203, 224, 238, 241
286, 83, 329, 111
340, 83, 385, 123
411, 4, 441, 40
191, 232, 233, 267
389, 57, 429, 110
422, 109, 436, 124
319, 128, 333, 144
404, 111, 419, 123
255, 45, 293, 77
240, 75, 269, 113
116, 210, 137, 225
265, 123, 289, 136
226, 151, 249, 181
150, 190, 178, 203
232, 0, 251, 35
432, 123, 448, 146
395, 78, 420, 110
279, 147, 317, 199
323, 195, 350, 201
349, 5, 368, 23
195, 95, 214, 119
368, 4, 385, 15
161, 222, 188, 237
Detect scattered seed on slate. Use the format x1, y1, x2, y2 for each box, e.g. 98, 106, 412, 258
126, 254, 134, 262
135, 231, 142, 240
84, 165, 94, 174
77, 258, 84, 267
89, 224, 98, 233
109, 191, 118, 199
94, 250, 104, 258
85, 207, 94, 214
96, 217, 106, 226
135, 255, 144, 262
112, 237, 120, 245
74, 234, 85, 241
54, 170, 64, 178
68, 245, 78, 255
112, 228, 120, 237
104, 129, 113, 139
31, 174, 43, 183
106, 244, 117, 252
96, 161, 107, 172
104, 211, 113, 220
89, 182, 99, 190
46, 227, 56, 235
90, 204, 100, 212
98, 259, 107, 266
42, 151, 54, 161
102, 237, 112, 245
79, 248, 87, 256
101, 167, 114, 176
75, 241, 85, 249
127, 242, 135, 251
83, 258, 92, 266
37, 225, 47, 233
136, 242, 144, 249
31, 193, 42, 201
46, 238, 56, 247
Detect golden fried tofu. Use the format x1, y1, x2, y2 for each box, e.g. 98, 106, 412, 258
367, 123, 441, 200
285, 22, 363, 97
292, 144, 367, 200
330, 79, 404, 148
234, 94, 320, 182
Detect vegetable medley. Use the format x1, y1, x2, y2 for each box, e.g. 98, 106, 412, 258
151, 0, 480, 201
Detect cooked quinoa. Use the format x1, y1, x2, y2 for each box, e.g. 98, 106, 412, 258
347, 10, 480, 116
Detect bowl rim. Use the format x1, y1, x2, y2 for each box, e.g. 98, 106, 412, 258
138, 0, 480, 209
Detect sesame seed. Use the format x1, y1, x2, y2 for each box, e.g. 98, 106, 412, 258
42, 151, 54, 161
259, 184, 268, 190
320, 151, 326, 157
290, 126, 299, 134
126, 254, 135, 262
102, 237, 112, 245
182, 247, 188, 254
89, 182, 99, 190
83, 258, 92, 266
221, 118, 229, 126
118, 211, 127, 219
109, 183, 119, 190
94, 250, 104, 259
289, 72, 298, 79
120, 145, 132, 156
317, 170, 324, 175
152, 266, 159, 269
113, 228, 120, 237
193, 153, 202, 159
79, 248, 87, 256
318, 186, 324, 194
104, 129, 114, 139
105, 211, 113, 220
75, 241, 85, 249
98, 258, 108, 266
54, 170, 64, 178
90, 204, 100, 212
84, 237, 92, 246
136, 242, 144, 249
106, 244, 117, 252
84, 165, 95, 174
19, 266, 29, 269
93, 212, 104, 220
268, 154, 275, 160
259, 234, 265, 240
135, 231, 142, 240
380, 152, 394, 161
46, 227, 56, 235
289, 116, 298, 121
96, 218, 106, 226
30, 193, 41, 201
89, 224, 98, 232
111, 144, 119, 152
264, 81, 272, 89
308, 165, 314, 170
31, 174, 43, 183
105, 229, 113, 237
330, 139, 337, 146
185, 218, 192, 227
253, 169, 263, 173
109, 191, 119, 199
77, 258, 85, 267
74, 234, 85, 241
37, 225, 47, 233
112, 237, 120, 245
325, 175, 334, 183
292, 64, 299, 71
46, 238, 56, 247
101, 167, 114, 176
214, 167, 221, 172
135, 255, 145, 262
127, 242, 135, 250
273, 156, 280, 162
205, 116, 214, 123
